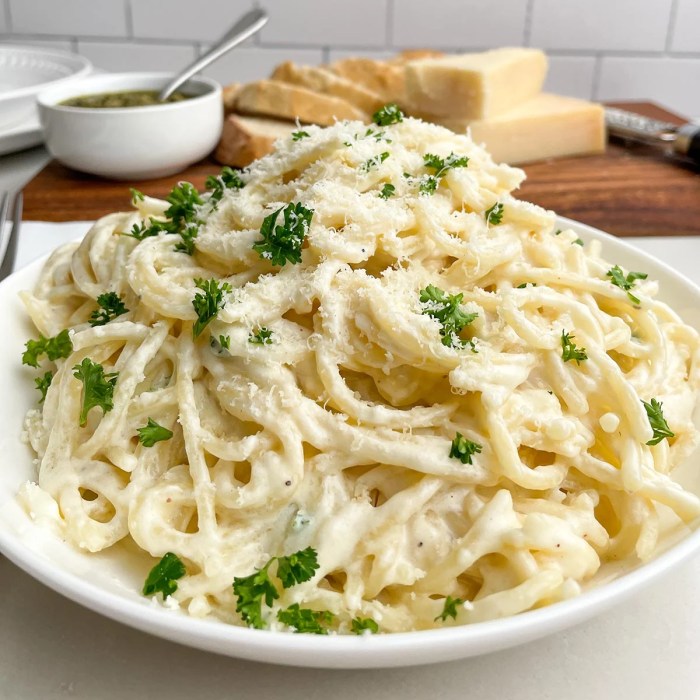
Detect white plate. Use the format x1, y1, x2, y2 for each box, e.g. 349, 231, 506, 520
0, 45, 91, 154
1, 217, 699, 669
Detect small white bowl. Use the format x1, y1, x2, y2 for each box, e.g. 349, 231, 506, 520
37, 72, 223, 180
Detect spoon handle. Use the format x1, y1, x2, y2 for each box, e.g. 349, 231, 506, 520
158, 7, 268, 101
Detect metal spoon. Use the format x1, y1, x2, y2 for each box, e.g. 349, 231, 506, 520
158, 7, 268, 101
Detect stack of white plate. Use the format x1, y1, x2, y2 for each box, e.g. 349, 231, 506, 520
0, 45, 92, 156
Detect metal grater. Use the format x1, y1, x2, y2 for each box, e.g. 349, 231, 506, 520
605, 106, 700, 165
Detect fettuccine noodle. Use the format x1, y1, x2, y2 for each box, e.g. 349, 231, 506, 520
19, 117, 700, 632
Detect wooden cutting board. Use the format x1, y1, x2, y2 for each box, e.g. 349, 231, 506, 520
22, 101, 700, 237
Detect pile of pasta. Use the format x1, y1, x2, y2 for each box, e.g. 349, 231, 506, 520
20, 116, 700, 633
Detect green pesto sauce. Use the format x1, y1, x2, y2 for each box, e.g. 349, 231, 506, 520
60, 90, 192, 109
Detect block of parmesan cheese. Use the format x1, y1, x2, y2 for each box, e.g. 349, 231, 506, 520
215, 113, 296, 168
438, 93, 606, 165
405, 47, 547, 120
236, 80, 368, 126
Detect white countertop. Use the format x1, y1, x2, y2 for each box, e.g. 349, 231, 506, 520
1, 150, 700, 699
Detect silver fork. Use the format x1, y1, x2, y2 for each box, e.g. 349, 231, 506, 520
0, 191, 24, 282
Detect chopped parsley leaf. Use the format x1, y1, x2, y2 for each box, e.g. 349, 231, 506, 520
277, 604, 334, 634
129, 187, 145, 203
378, 183, 396, 199
35, 371, 53, 403
253, 202, 313, 267
206, 166, 244, 204
606, 265, 648, 304
249, 327, 273, 345
276, 546, 319, 588
232, 547, 319, 629
485, 202, 504, 225
89, 292, 128, 327
137, 418, 174, 447
143, 552, 186, 598
72, 358, 118, 427
22, 329, 73, 367
423, 152, 469, 179
174, 223, 199, 255
434, 595, 464, 622
351, 617, 379, 634
642, 398, 675, 445
292, 130, 310, 141
164, 182, 202, 229
219, 335, 231, 350
192, 278, 232, 339
561, 330, 588, 364
419, 284, 478, 348
449, 433, 482, 465
372, 103, 404, 126
362, 151, 390, 172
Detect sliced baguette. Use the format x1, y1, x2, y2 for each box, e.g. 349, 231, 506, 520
271, 61, 385, 114
215, 113, 296, 167
329, 58, 406, 106
388, 49, 445, 64
222, 82, 241, 115
235, 79, 368, 125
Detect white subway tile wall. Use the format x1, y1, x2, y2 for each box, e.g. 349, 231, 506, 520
1, 0, 698, 116
671, 0, 700, 53
77, 41, 197, 73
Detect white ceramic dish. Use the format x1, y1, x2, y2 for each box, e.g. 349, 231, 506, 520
0, 116, 43, 157
1, 217, 699, 669
37, 72, 223, 180
0, 45, 91, 132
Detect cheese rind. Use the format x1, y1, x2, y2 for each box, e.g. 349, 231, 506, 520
405, 48, 548, 120
440, 93, 606, 165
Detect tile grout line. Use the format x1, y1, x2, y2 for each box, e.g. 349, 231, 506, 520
124, 0, 134, 39
591, 52, 604, 101
523, 0, 535, 46
665, 0, 680, 52
386, 0, 394, 49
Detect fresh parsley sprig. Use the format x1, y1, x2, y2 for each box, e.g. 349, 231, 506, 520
72, 358, 118, 427
137, 418, 174, 447
164, 182, 203, 229
642, 398, 674, 445
372, 103, 404, 126
192, 278, 232, 339
174, 224, 199, 256
253, 202, 314, 266
561, 331, 588, 364
89, 292, 129, 327
424, 152, 470, 179
449, 433, 482, 465
35, 371, 53, 403
419, 284, 478, 348
205, 166, 245, 204
416, 152, 469, 195
277, 604, 334, 634
434, 595, 464, 622
22, 329, 73, 367
232, 547, 320, 630
143, 552, 186, 598
606, 265, 648, 304
485, 202, 504, 225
